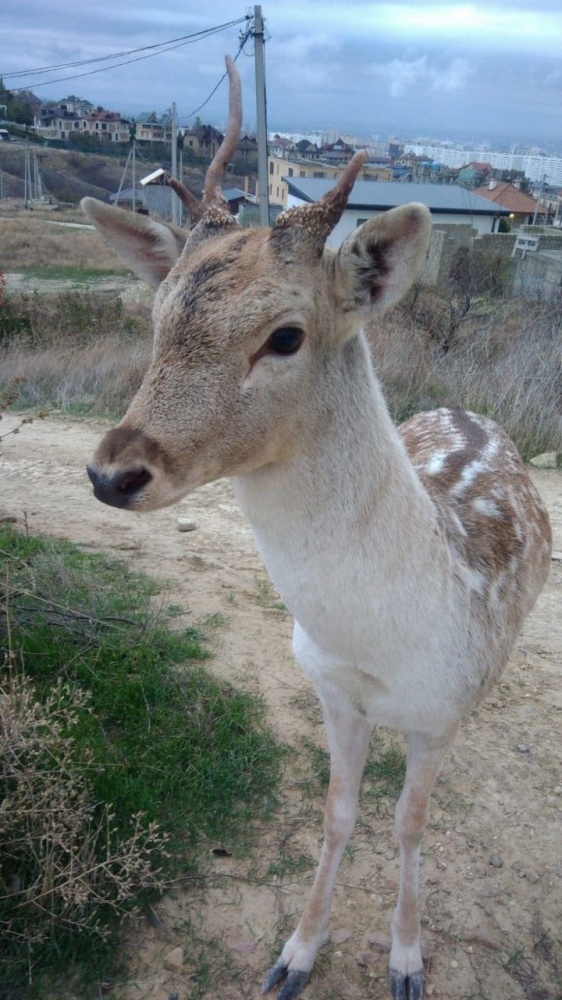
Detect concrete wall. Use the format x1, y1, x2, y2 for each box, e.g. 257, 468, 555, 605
512, 253, 562, 298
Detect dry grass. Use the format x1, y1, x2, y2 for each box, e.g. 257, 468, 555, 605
368, 288, 562, 459
0, 215, 126, 272
0, 267, 560, 458
0, 291, 152, 416
0, 666, 169, 951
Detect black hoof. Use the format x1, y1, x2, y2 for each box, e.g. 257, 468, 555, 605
389, 968, 424, 1000
262, 962, 287, 993
262, 963, 310, 999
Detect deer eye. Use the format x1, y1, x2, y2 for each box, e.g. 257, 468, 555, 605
265, 327, 305, 356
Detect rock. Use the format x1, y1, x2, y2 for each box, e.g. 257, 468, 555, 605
232, 941, 255, 954
529, 451, 560, 469
163, 946, 184, 971
551, 552, 562, 562
488, 855, 503, 868
331, 927, 353, 945
516, 743, 530, 753
368, 931, 391, 951
521, 868, 540, 883
463, 931, 503, 951
177, 518, 197, 532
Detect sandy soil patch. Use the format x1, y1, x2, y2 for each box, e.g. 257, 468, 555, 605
1, 413, 560, 1000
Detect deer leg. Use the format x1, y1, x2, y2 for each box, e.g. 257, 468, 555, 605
263, 700, 371, 1000
389, 725, 458, 1000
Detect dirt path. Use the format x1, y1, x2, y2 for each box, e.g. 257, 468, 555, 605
1, 414, 561, 1000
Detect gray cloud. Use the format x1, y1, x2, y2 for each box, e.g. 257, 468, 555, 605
1, 2, 560, 147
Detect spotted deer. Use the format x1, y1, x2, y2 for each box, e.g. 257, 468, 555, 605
82, 57, 551, 1000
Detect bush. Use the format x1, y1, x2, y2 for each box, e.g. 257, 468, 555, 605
368, 290, 562, 459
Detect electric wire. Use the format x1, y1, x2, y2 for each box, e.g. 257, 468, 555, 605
180, 23, 253, 122
3, 16, 250, 90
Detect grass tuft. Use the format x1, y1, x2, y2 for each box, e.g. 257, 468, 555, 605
0, 525, 283, 995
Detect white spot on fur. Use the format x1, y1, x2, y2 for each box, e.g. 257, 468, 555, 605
450, 459, 485, 497
473, 497, 502, 518
425, 452, 447, 475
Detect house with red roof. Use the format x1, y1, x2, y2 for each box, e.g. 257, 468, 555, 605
473, 180, 546, 227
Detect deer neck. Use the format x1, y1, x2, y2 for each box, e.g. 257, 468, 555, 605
232, 333, 443, 627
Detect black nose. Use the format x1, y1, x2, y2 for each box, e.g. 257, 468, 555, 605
86, 465, 152, 508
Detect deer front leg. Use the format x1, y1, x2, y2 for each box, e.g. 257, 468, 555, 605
263, 701, 371, 1000
389, 725, 457, 1000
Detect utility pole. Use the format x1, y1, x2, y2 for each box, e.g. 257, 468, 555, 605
532, 173, 546, 227
132, 141, 136, 212
171, 103, 179, 225
253, 5, 270, 227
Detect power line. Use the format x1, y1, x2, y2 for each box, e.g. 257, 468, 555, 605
180, 23, 253, 122
4, 16, 250, 91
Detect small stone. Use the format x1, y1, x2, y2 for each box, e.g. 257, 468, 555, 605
554, 786, 562, 796
356, 952, 375, 966
232, 941, 255, 954
516, 743, 530, 754
331, 927, 353, 945
529, 451, 560, 469
489, 855, 503, 868
163, 946, 184, 971
450, 959, 458, 968
177, 518, 197, 532
463, 931, 503, 951
551, 551, 562, 562
426, 986, 435, 997
521, 868, 539, 883
368, 931, 391, 951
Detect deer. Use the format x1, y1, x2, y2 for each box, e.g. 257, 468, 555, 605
81, 57, 552, 1000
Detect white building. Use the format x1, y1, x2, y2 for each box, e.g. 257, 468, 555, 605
285, 179, 509, 247
404, 145, 562, 187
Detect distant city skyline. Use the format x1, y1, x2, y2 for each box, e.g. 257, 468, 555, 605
2, 2, 561, 151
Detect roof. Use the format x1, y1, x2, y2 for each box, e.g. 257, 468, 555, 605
136, 112, 170, 127
285, 179, 510, 215
109, 189, 145, 203
473, 182, 543, 214
222, 188, 248, 201
459, 161, 493, 172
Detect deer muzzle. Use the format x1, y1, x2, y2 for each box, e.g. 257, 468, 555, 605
86, 463, 153, 508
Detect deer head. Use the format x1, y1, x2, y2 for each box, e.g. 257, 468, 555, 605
83, 57, 431, 511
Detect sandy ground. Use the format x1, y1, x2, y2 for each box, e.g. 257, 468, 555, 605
1, 413, 561, 1000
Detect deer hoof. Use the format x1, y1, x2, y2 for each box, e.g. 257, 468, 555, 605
389, 968, 424, 1000
262, 963, 310, 999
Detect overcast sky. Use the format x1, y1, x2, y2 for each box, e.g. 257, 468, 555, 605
2, 1, 561, 149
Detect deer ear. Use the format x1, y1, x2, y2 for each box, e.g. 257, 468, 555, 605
81, 198, 187, 288
333, 203, 432, 316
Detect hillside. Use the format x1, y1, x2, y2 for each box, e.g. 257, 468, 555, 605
0, 144, 250, 206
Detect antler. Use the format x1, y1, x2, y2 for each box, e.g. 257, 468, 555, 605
273, 151, 368, 251
167, 56, 242, 228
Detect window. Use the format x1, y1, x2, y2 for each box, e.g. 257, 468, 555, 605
288, 167, 293, 177
299, 170, 306, 178
269, 161, 274, 175
313, 171, 325, 178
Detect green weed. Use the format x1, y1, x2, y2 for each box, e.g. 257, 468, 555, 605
0, 525, 284, 995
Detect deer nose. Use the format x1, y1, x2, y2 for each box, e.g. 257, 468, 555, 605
86, 464, 152, 508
